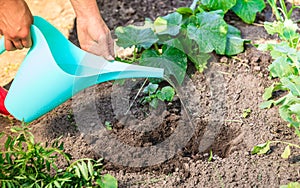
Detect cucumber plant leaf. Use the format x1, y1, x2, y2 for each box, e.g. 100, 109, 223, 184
115, 25, 158, 49
187, 10, 228, 54
231, 0, 266, 24
156, 86, 175, 101
154, 12, 182, 36
225, 25, 248, 56
140, 45, 187, 84
200, 0, 236, 13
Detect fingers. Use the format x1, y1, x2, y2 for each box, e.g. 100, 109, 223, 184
21, 33, 32, 48
4, 33, 32, 51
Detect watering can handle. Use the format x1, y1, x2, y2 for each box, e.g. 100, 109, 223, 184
0, 36, 5, 55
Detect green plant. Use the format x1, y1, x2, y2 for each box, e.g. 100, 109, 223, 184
115, 0, 261, 85
141, 83, 175, 109
0, 123, 117, 188
258, 0, 300, 137
280, 182, 300, 188
252, 140, 300, 159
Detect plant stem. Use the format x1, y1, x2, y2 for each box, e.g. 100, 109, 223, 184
190, 0, 199, 11
154, 43, 160, 54
271, 140, 300, 149
133, 46, 137, 61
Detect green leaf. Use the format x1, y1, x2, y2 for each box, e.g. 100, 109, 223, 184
231, 0, 266, 24
149, 98, 159, 109
269, 57, 295, 78
78, 161, 89, 181
87, 160, 94, 177
259, 100, 274, 109
200, 0, 236, 13
263, 84, 275, 100
187, 10, 228, 54
281, 76, 300, 96
176, 7, 194, 16
157, 86, 175, 101
188, 51, 211, 72
289, 103, 300, 115
143, 83, 159, 94
154, 12, 182, 36
251, 141, 271, 155
140, 45, 187, 84
115, 26, 158, 49
281, 145, 291, 159
225, 25, 247, 56
97, 174, 118, 188
264, 21, 284, 36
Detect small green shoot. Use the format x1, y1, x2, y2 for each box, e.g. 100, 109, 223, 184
105, 121, 113, 131
242, 108, 252, 118
208, 149, 213, 162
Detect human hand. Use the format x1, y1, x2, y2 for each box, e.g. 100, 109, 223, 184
0, 0, 33, 51
76, 16, 115, 60
70, 0, 114, 60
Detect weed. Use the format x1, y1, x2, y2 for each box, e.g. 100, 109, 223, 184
0, 122, 117, 187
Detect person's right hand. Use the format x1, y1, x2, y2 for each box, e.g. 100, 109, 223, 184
0, 0, 33, 51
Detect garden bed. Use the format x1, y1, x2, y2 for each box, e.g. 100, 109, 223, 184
1, 0, 300, 187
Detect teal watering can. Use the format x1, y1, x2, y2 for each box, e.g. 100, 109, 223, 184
0, 16, 164, 123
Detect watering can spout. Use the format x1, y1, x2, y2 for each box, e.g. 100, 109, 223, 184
1, 16, 164, 122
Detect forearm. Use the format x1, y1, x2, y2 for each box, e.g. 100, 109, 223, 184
70, 0, 101, 18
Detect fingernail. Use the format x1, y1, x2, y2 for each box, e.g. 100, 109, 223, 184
107, 55, 114, 61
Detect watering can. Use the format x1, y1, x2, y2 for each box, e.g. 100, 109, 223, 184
0, 16, 164, 123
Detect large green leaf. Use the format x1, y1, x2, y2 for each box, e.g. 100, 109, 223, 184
268, 56, 296, 78
200, 0, 236, 13
161, 33, 211, 72
140, 45, 187, 84
115, 26, 158, 49
231, 0, 266, 24
187, 11, 228, 54
154, 12, 182, 36
225, 25, 247, 56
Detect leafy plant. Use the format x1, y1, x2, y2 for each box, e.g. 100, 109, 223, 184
258, 0, 300, 137
141, 83, 175, 109
115, 0, 257, 85
0, 123, 117, 188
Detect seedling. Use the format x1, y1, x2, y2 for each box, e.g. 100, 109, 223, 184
242, 108, 252, 118
105, 121, 113, 131
141, 83, 175, 109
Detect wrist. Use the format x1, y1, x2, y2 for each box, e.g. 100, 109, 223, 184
70, 0, 101, 19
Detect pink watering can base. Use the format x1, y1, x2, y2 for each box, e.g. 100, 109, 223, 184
0, 16, 164, 122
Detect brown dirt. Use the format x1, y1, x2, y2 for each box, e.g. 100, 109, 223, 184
1, 0, 300, 187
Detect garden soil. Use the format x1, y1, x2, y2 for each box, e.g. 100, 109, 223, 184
1, 0, 300, 187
